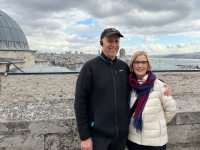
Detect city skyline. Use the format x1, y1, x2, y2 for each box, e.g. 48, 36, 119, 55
1, 0, 200, 55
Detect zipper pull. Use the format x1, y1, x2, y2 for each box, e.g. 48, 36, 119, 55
91, 122, 94, 127
111, 61, 113, 66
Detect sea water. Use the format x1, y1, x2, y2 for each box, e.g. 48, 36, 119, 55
126, 57, 200, 70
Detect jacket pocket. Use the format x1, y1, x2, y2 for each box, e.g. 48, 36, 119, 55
115, 70, 127, 89
114, 70, 121, 89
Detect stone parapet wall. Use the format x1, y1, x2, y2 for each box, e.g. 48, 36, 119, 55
0, 118, 80, 150
0, 113, 199, 150
0, 72, 199, 149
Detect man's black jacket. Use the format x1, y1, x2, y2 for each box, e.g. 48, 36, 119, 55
74, 53, 130, 140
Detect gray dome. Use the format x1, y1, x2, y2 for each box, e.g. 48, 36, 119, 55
120, 48, 125, 52
0, 10, 29, 50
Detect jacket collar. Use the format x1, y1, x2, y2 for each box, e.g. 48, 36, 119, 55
99, 52, 117, 64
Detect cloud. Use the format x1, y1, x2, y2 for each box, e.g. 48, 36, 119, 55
1, 0, 200, 55
177, 43, 188, 48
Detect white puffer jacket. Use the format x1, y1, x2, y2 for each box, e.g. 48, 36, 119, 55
128, 75, 176, 146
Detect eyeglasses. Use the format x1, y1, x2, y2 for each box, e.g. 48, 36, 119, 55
133, 61, 148, 66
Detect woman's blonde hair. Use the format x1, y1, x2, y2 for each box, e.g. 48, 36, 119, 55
129, 51, 152, 72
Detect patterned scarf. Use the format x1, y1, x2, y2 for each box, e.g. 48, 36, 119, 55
129, 71, 156, 133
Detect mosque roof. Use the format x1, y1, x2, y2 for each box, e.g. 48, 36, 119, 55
74, 66, 82, 72
0, 10, 29, 50
0, 58, 25, 64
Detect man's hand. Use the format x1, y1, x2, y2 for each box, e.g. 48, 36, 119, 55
163, 83, 171, 96
81, 138, 93, 150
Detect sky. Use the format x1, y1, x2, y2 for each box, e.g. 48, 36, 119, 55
1, 0, 200, 55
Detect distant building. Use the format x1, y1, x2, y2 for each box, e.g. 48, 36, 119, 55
65, 51, 72, 55
119, 48, 126, 62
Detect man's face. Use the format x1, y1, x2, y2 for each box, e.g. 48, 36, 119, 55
102, 34, 120, 60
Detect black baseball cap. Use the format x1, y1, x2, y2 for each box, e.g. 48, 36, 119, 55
100, 28, 124, 40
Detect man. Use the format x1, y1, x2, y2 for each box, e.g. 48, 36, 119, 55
75, 28, 129, 150
74, 28, 170, 150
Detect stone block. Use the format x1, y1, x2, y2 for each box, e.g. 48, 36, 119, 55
176, 112, 200, 125
0, 132, 44, 150
168, 124, 200, 144
167, 143, 200, 150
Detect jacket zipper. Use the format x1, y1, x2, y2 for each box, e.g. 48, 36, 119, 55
115, 70, 120, 89
111, 62, 118, 137
159, 120, 161, 145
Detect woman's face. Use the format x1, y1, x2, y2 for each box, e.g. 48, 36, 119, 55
132, 55, 148, 80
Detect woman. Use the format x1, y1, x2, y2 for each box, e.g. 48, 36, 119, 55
127, 51, 176, 150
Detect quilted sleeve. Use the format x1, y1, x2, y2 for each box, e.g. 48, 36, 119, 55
159, 81, 177, 123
